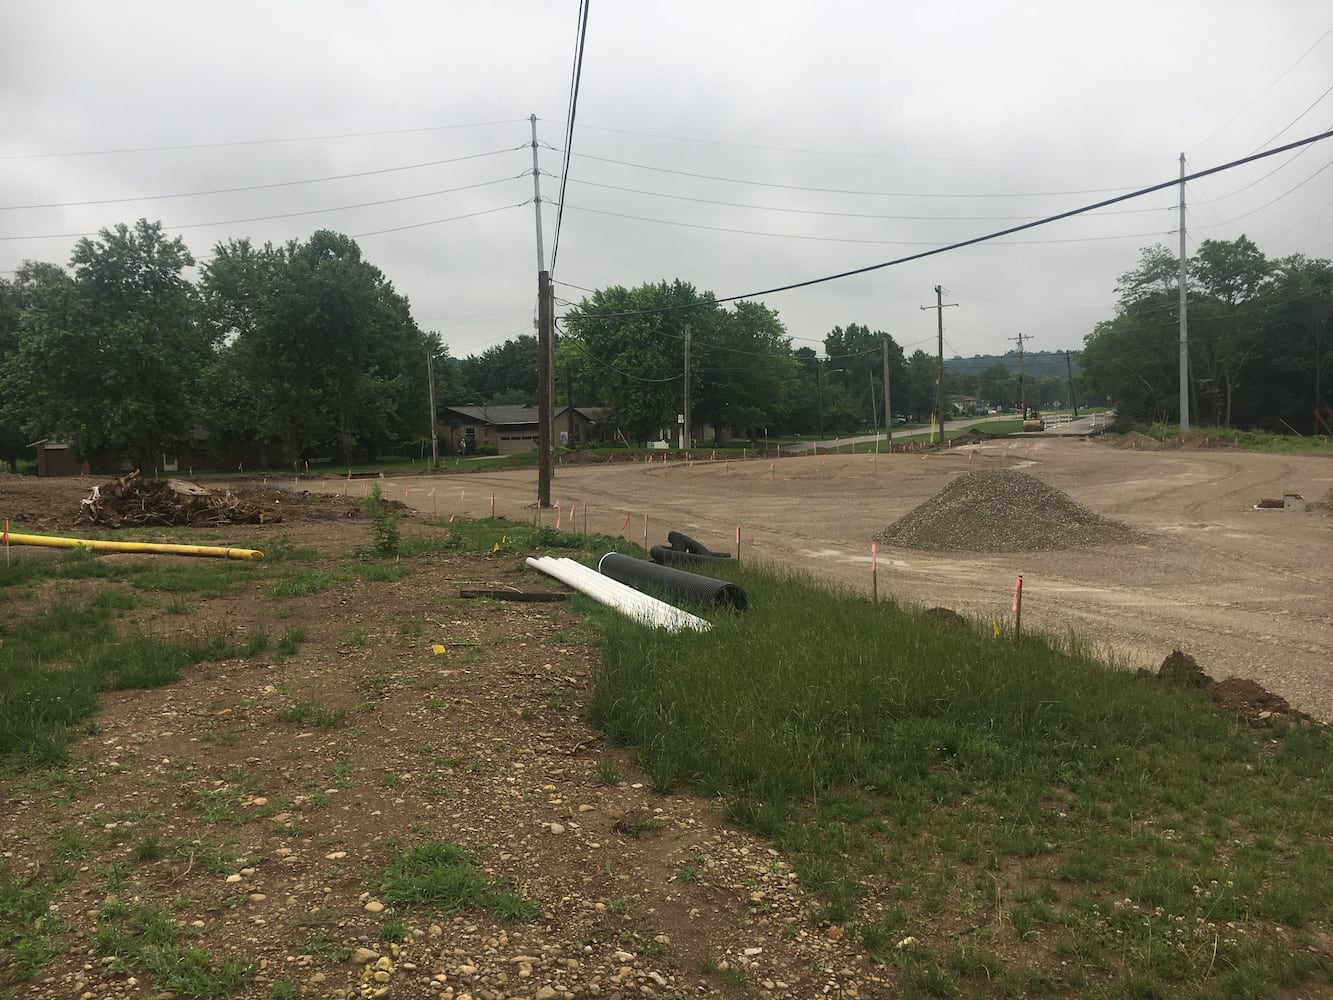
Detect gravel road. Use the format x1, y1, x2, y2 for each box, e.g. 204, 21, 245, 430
320, 438, 1333, 722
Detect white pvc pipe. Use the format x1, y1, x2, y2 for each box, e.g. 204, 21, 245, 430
526, 556, 711, 633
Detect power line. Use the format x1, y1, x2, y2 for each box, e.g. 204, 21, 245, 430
0, 176, 528, 242
1248, 85, 1333, 154
350, 202, 531, 239
1209, 153, 1333, 227
561, 121, 1171, 166
553, 173, 1169, 222
0, 146, 526, 211
547, 146, 1156, 199
0, 119, 529, 161
1189, 23, 1333, 152
563, 202, 1164, 247
560, 128, 1333, 321
549, 0, 590, 276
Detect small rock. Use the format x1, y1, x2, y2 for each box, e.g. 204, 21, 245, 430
535, 987, 557, 1000
364, 900, 385, 913
353, 948, 380, 964
549, 823, 565, 835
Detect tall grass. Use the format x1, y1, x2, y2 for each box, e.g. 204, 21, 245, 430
588, 564, 1333, 994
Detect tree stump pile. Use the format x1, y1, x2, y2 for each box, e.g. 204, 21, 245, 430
78, 471, 279, 527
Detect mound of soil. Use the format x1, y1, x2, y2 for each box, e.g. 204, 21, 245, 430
875, 469, 1140, 552
0, 475, 406, 531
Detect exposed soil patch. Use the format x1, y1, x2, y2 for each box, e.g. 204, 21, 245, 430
875, 468, 1141, 552
1151, 649, 1317, 728
1100, 430, 1246, 450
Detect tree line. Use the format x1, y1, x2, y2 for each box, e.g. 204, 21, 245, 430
1080, 235, 1333, 432
3, 221, 1326, 474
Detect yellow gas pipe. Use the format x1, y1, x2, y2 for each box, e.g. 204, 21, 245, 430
2, 532, 263, 560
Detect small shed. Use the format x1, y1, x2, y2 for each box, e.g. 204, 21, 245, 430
27, 440, 84, 478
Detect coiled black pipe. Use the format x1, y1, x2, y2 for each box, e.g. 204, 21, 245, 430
598, 552, 748, 612
666, 530, 730, 557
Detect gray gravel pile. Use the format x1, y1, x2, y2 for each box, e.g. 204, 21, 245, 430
876, 468, 1140, 552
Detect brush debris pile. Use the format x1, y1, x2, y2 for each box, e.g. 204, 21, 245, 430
876, 468, 1139, 552
78, 471, 279, 528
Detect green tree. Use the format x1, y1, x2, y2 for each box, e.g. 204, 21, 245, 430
561, 281, 708, 442
5, 221, 206, 472
457, 335, 538, 404
823, 323, 907, 429
1191, 235, 1271, 426
200, 231, 430, 465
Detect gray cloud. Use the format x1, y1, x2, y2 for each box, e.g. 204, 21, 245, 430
3, 1, 1330, 361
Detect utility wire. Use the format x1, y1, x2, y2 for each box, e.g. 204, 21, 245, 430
1189, 23, 1333, 152
557, 121, 1171, 166
545, 146, 1157, 199
349, 202, 529, 239
549, 0, 590, 276
1209, 154, 1333, 227
551, 173, 1168, 222
0, 146, 526, 211
559, 128, 1333, 321
0, 176, 527, 242
0, 119, 530, 161
563, 202, 1163, 247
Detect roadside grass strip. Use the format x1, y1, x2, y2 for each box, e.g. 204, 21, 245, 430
588, 564, 1333, 997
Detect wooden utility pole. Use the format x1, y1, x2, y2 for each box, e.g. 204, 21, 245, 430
426, 349, 439, 469
682, 323, 692, 450
1065, 350, 1078, 418
1010, 332, 1031, 415
921, 285, 957, 443
532, 113, 553, 506
537, 271, 553, 506
566, 366, 575, 444
882, 337, 893, 453
1177, 152, 1190, 433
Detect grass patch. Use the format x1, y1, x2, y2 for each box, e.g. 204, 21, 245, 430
379, 841, 540, 922
275, 701, 348, 729
270, 569, 339, 598
94, 903, 253, 996
0, 867, 69, 985
1122, 422, 1333, 454
587, 564, 1333, 996
0, 594, 252, 769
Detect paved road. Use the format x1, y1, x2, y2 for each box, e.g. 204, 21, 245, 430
784, 411, 1111, 454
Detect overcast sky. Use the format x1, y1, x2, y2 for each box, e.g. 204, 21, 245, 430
3, 2, 1331, 366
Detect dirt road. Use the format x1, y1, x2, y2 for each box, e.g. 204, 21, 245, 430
326, 438, 1333, 722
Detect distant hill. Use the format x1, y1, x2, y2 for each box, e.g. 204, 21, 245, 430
945, 351, 1081, 378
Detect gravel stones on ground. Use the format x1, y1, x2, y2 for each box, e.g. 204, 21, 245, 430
876, 468, 1140, 552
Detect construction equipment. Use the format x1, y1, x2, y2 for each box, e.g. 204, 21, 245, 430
1022, 407, 1046, 432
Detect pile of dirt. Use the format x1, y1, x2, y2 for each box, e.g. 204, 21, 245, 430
1151, 649, 1317, 728
1102, 430, 1244, 451
78, 471, 280, 527
875, 468, 1140, 552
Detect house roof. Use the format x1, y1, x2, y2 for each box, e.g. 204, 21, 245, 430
442, 405, 537, 426
443, 405, 609, 427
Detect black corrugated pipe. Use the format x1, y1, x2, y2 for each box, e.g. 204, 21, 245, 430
666, 530, 730, 557
651, 545, 731, 568
598, 552, 748, 612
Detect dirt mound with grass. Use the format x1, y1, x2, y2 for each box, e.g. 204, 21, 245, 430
875, 468, 1140, 552
1150, 650, 1318, 728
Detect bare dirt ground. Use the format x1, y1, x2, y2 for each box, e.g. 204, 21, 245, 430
1, 437, 1330, 1000
337, 437, 1333, 723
